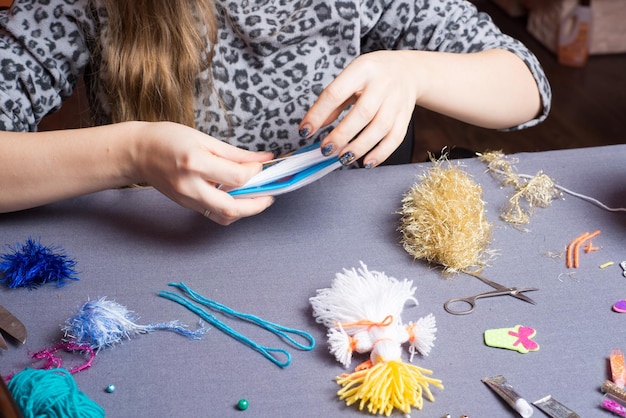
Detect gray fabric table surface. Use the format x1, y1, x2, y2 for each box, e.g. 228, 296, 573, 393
0, 144, 625, 417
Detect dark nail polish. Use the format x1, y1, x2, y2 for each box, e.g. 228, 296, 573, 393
364, 160, 376, 169
299, 126, 310, 138
339, 151, 355, 166
321, 143, 334, 156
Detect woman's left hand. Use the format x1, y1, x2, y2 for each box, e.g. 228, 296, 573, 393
299, 51, 420, 168
299, 48, 542, 168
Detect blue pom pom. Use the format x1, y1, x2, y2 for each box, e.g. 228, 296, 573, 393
0, 238, 78, 289
63, 297, 206, 351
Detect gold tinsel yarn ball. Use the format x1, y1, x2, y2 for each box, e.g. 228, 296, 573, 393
399, 160, 492, 273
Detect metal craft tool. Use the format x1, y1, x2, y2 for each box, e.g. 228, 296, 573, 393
0, 304, 27, 349
444, 273, 538, 315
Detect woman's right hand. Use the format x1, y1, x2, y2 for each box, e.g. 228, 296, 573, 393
131, 121, 275, 225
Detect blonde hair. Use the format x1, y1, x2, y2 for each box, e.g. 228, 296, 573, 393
98, 0, 217, 127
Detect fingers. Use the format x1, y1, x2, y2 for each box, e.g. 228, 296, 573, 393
200, 156, 264, 189
179, 157, 275, 225
307, 86, 414, 168
170, 174, 275, 226
210, 140, 274, 164
344, 108, 412, 168
202, 193, 275, 226
299, 52, 418, 168
136, 122, 277, 225
183, 154, 275, 225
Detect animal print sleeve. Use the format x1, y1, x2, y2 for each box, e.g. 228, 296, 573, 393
0, 1, 94, 132
359, 0, 551, 130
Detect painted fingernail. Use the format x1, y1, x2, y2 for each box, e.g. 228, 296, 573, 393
339, 151, 355, 166
321, 143, 334, 156
364, 160, 377, 169
299, 126, 311, 138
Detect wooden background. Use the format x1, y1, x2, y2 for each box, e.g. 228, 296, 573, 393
412, 0, 626, 161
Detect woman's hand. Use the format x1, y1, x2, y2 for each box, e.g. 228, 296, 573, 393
300, 51, 420, 169
299, 49, 541, 168
0, 121, 273, 223
132, 122, 275, 225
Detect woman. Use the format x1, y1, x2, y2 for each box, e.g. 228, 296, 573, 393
0, 0, 550, 224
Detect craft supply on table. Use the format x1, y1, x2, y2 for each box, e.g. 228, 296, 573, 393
613, 300, 626, 313
4, 297, 204, 379
29, 342, 96, 376
479, 151, 562, 226
0, 304, 27, 351
105, 384, 115, 394
621, 261, 626, 278
443, 273, 537, 315
310, 262, 442, 416
479, 151, 626, 226
8, 368, 104, 418
566, 230, 601, 269
602, 380, 626, 404
399, 157, 493, 274
484, 325, 539, 354
237, 398, 249, 411
228, 142, 341, 197
611, 349, 626, 388
532, 395, 579, 418
0, 238, 78, 289
602, 393, 626, 417
62, 297, 206, 352
603, 380, 626, 404
482, 375, 533, 418
158, 282, 315, 368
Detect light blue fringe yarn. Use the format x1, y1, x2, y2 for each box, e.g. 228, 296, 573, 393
158, 282, 315, 367
62, 297, 207, 351
8, 368, 105, 418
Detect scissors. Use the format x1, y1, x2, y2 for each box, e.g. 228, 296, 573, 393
444, 274, 538, 315
0, 304, 27, 350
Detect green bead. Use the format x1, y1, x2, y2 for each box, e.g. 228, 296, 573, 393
237, 398, 249, 411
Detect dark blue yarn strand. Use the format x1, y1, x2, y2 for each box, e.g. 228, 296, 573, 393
158, 282, 315, 368
0, 238, 78, 289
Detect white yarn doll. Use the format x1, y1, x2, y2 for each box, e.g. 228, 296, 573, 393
310, 262, 443, 416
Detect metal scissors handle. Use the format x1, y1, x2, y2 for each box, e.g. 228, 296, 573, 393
0, 304, 27, 350
444, 274, 538, 315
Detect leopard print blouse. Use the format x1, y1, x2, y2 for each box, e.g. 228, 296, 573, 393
0, 0, 551, 156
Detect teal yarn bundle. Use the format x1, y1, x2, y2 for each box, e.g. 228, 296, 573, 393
159, 282, 315, 367
8, 368, 104, 418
